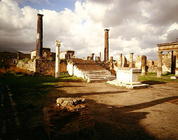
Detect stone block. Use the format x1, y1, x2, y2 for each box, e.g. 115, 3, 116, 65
107, 68, 149, 89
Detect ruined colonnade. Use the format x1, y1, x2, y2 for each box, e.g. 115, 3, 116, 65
157, 42, 178, 77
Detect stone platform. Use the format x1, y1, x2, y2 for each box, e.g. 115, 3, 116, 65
107, 80, 149, 89
107, 68, 149, 89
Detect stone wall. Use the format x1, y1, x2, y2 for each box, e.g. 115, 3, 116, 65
17, 59, 67, 76
67, 62, 86, 79
147, 60, 157, 73
16, 59, 36, 72
36, 59, 55, 76
60, 60, 67, 73
0, 52, 17, 68
135, 56, 142, 69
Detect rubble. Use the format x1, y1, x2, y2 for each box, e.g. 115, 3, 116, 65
43, 97, 95, 139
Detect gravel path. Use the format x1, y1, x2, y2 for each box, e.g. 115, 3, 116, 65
57, 81, 178, 140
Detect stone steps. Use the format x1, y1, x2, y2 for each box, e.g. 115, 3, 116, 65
84, 70, 116, 82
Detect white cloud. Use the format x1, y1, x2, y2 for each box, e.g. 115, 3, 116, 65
0, 0, 178, 60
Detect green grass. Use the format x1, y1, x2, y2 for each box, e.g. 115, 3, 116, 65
139, 72, 178, 84
0, 72, 82, 134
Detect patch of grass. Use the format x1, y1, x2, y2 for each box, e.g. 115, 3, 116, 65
0, 71, 82, 135
139, 72, 178, 84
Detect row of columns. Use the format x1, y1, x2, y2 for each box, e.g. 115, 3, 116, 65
117, 53, 147, 75
157, 50, 178, 77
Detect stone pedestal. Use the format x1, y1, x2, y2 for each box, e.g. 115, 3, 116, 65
107, 68, 149, 89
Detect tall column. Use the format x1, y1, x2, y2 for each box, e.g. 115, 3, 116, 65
55, 40, 61, 78
104, 29, 109, 62
91, 53, 95, 61
175, 51, 178, 76
129, 53, 134, 68
171, 51, 174, 74
36, 14, 43, 58
157, 51, 162, 77
141, 55, 147, 75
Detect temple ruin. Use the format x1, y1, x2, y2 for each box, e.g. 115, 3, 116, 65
104, 29, 109, 62
3, 13, 176, 84
157, 40, 178, 77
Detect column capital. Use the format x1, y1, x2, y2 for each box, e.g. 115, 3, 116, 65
37, 13, 43, 17
104, 28, 109, 32
55, 40, 61, 47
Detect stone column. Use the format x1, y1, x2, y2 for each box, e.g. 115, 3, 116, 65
175, 51, 178, 76
157, 51, 162, 77
55, 40, 61, 78
99, 52, 101, 60
141, 55, 147, 75
119, 53, 123, 68
104, 29, 109, 62
110, 56, 114, 70
171, 51, 174, 74
129, 53, 134, 68
91, 53, 95, 61
36, 14, 43, 58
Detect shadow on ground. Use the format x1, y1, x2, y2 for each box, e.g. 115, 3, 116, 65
55, 91, 178, 140
142, 80, 166, 85
1, 73, 178, 140
59, 90, 128, 97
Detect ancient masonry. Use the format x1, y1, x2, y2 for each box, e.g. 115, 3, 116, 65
157, 40, 178, 77
36, 14, 43, 58
104, 29, 109, 62
16, 14, 70, 76
13, 13, 178, 83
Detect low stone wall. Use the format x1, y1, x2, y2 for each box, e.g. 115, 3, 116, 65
67, 63, 87, 80
36, 59, 55, 76
17, 59, 67, 76
16, 59, 36, 72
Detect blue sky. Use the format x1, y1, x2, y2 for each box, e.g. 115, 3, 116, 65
19, 0, 81, 11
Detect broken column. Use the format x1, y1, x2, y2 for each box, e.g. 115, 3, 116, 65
118, 53, 123, 68
99, 52, 101, 61
157, 51, 163, 77
141, 55, 147, 75
36, 14, 43, 58
129, 53, 134, 68
110, 56, 114, 70
91, 53, 95, 61
55, 40, 61, 78
176, 51, 178, 76
171, 51, 175, 74
104, 29, 109, 62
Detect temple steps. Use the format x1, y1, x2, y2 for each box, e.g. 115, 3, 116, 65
85, 70, 115, 82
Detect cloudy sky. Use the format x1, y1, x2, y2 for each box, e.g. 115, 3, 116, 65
0, 0, 178, 60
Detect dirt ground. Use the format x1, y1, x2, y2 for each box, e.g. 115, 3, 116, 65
54, 81, 178, 140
